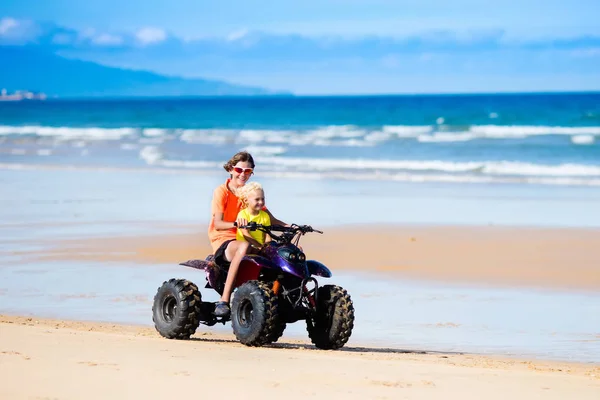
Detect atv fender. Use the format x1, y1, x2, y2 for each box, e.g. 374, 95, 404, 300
179, 259, 213, 270
307, 260, 332, 278
236, 254, 282, 286
180, 259, 221, 292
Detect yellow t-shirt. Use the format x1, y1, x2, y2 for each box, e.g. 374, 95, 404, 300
236, 208, 271, 244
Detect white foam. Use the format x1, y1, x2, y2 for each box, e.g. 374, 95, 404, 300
306, 125, 366, 139
364, 131, 392, 142
142, 128, 167, 137
417, 132, 477, 142
1, 124, 599, 146
571, 135, 595, 145
256, 156, 482, 173
2, 161, 600, 187
0, 125, 137, 140
138, 138, 166, 144
180, 129, 236, 145
256, 169, 600, 187
238, 129, 283, 143
254, 156, 600, 178
470, 125, 600, 138
243, 145, 287, 156
483, 161, 600, 177
338, 139, 374, 147
139, 146, 163, 165
36, 149, 52, 156
153, 159, 222, 169
382, 125, 432, 137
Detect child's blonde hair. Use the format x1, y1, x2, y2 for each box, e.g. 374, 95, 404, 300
237, 182, 264, 206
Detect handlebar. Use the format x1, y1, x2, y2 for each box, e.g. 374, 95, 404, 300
238, 222, 323, 235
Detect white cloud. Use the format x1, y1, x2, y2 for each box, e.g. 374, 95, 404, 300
0, 17, 19, 35
570, 48, 600, 58
92, 33, 124, 46
227, 29, 249, 42
136, 27, 167, 45
79, 28, 97, 39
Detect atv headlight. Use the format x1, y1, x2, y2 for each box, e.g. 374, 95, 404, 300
277, 247, 305, 264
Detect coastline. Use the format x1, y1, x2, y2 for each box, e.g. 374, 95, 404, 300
12, 223, 600, 292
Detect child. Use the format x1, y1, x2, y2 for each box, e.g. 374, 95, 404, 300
235, 182, 271, 251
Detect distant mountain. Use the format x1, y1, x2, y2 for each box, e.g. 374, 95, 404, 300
0, 46, 282, 98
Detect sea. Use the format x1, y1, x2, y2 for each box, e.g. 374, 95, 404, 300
1, 93, 599, 363
1, 92, 599, 187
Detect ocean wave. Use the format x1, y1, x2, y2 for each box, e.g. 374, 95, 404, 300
242, 145, 287, 156
139, 146, 163, 164
151, 159, 221, 169
0, 125, 138, 140
141, 153, 600, 179
3, 161, 599, 187
1, 124, 599, 146
262, 171, 600, 187
468, 125, 600, 137
413, 126, 600, 142
571, 135, 595, 145
417, 132, 477, 142
252, 156, 600, 178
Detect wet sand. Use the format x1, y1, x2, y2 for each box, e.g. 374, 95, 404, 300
16, 223, 600, 291
1, 315, 598, 400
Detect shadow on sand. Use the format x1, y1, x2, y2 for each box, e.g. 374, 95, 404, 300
189, 336, 463, 356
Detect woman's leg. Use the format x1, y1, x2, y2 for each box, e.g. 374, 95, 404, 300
216, 240, 250, 314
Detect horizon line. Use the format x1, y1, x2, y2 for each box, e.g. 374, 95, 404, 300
24, 90, 600, 101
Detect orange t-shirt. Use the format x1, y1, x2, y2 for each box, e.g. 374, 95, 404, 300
208, 179, 244, 253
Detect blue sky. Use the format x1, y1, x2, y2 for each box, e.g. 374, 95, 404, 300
1, 0, 600, 94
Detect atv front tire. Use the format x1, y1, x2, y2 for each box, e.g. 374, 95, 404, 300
307, 285, 354, 350
231, 280, 283, 346
152, 279, 202, 339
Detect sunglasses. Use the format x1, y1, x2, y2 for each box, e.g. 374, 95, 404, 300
232, 167, 254, 175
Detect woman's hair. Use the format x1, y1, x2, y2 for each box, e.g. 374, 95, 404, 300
237, 181, 264, 206
223, 151, 255, 172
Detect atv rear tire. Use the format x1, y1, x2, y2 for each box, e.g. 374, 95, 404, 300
231, 281, 283, 346
307, 285, 354, 350
152, 279, 202, 339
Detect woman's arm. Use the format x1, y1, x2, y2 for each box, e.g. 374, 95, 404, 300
211, 186, 238, 231
212, 212, 237, 231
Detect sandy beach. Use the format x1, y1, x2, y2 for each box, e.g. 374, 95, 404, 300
2, 167, 600, 398
1, 314, 598, 400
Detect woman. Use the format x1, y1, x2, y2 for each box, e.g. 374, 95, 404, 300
208, 151, 285, 317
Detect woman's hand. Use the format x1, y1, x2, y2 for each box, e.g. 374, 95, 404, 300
236, 217, 248, 232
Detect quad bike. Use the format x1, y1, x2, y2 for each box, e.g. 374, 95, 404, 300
152, 223, 355, 349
